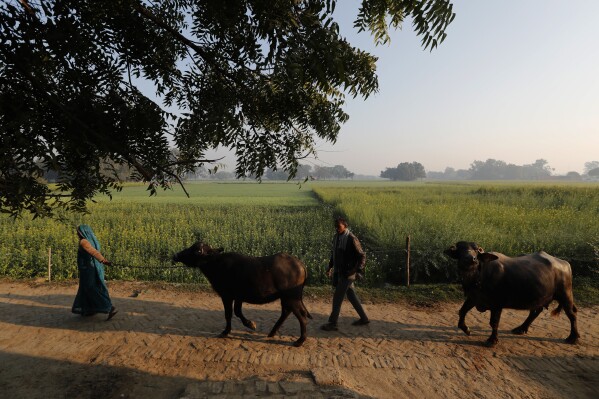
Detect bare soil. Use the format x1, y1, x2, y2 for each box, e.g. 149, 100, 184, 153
0, 279, 597, 399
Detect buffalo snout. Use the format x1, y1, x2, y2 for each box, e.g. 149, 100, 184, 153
463, 253, 478, 265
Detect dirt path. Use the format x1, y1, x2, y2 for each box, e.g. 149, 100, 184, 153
0, 280, 597, 399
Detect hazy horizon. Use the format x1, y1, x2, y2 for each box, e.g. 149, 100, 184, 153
306, 0, 598, 176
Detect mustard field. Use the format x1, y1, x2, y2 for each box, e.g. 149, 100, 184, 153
1, 181, 597, 286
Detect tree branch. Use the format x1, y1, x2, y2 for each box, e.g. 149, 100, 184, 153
18, 0, 35, 16
131, 2, 214, 69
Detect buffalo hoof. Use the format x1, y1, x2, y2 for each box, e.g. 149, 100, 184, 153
565, 335, 580, 345
458, 324, 471, 336
485, 337, 498, 347
244, 320, 257, 331
511, 326, 528, 335
293, 338, 306, 347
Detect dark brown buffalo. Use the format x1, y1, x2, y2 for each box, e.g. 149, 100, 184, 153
173, 242, 312, 347
445, 241, 580, 346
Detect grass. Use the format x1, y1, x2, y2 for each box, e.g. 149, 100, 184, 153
101, 181, 319, 206
573, 277, 599, 306
0, 202, 335, 285
1, 180, 597, 306
313, 181, 599, 283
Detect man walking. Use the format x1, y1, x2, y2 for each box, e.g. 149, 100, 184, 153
321, 216, 369, 331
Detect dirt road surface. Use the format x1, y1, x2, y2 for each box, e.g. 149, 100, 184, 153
0, 280, 597, 399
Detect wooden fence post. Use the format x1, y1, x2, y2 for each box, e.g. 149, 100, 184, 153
47, 247, 52, 282
405, 235, 410, 287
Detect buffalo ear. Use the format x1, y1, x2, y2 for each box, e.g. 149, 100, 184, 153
444, 245, 458, 259
199, 243, 211, 255
478, 252, 498, 263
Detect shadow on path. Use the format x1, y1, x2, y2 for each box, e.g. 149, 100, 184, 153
0, 351, 372, 399
0, 291, 572, 346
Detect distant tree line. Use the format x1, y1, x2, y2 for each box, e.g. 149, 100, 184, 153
428, 159, 599, 181
470, 159, 552, 180
184, 163, 355, 181
42, 161, 357, 182
380, 162, 426, 181
41, 158, 599, 183
310, 165, 354, 180
585, 161, 599, 177
41, 159, 136, 183
261, 164, 355, 180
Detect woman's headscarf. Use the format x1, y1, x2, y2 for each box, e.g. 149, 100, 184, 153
77, 224, 101, 251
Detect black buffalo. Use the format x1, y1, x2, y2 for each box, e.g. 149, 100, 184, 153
173, 242, 312, 347
445, 241, 580, 346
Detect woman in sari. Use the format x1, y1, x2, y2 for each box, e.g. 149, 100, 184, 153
71, 224, 118, 320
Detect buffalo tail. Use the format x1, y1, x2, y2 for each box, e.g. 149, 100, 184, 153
551, 304, 562, 317
301, 300, 313, 319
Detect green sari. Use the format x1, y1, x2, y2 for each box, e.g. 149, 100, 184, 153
71, 224, 113, 315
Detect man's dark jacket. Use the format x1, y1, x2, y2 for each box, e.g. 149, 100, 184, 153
328, 231, 366, 278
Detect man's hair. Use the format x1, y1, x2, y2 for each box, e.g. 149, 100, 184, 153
334, 216, 348, 227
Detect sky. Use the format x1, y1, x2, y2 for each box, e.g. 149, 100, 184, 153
174, 0, 599, 177
298, 0, 599, 176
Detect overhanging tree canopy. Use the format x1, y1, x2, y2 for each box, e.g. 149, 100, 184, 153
0, 0, 455, 217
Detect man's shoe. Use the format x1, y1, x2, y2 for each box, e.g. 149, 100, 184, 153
352, 318, 370, 326
320, 323, 338, 331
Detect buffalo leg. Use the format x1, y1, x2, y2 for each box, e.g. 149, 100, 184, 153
234, 300, 257, 330
219, 297, 233, 338
486, 308, 503, 347
563, 302, 580, 344
268, 305, 291, 338
290, 301, 308, 347
458, 297, 476, 336
512, 308, 542, 335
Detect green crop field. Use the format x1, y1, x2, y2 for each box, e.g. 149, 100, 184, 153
1, 181, 598, 292
313, 180, 599, 284
100, 181, 319, 206
0, 182, 337, 285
